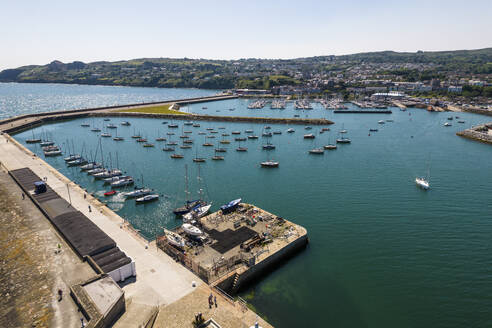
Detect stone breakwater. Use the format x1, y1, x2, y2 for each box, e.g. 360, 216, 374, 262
456, 123, 492, 145
92, 112, 333, 125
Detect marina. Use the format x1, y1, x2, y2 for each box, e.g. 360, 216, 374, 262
2, 85, 492, 328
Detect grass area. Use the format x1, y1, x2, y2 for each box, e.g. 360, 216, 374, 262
116, 104, 189, 115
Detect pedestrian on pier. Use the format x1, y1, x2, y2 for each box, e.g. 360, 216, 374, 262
208, 293, 213, 309
58, 289, 63, 301
84, 193, 87, 199
214, 295, 217, 308
21, 192, 25, 200
88, 205, 92, 213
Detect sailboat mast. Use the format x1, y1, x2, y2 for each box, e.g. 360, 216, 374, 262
185, 164, 189, 202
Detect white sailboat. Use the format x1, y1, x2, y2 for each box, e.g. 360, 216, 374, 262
164, 229, 185, 248
182, 223, 203, 236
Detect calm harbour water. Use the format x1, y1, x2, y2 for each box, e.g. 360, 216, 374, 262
10, 83, 492, 328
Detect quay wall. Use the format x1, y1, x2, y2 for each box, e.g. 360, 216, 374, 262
217, 233, 309, 295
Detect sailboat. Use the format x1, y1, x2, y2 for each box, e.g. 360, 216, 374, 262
236, 139, 248, 152
193, 147, 206, 162
26, 130, 41, 143
113, 127, 124, 141
182, 166, 212, 221
416, 163, 431, 190
173, 165, 205, 216
182, 223, 203, 236
164, 229, 185, 248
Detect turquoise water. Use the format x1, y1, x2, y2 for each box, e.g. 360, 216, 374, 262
14, 96, 492, 327
0, 82, 218, 119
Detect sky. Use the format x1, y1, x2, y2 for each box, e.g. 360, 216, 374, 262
0, 0, 491, 70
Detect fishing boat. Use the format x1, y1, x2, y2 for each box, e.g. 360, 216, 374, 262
121, 121, 131, 126
309, 148, 324, 154
111, 178, 134, 188
104, 190, 117, 196
220, 198, 241, 214
164, 229, 186, 248
415, 177, 430, 190
136, 194, 159, 203
171, 154, 184, 159
304, 134, 315, 139
182, 223, 203, 236
260, 161, 279, 168
123, 188, 152, 198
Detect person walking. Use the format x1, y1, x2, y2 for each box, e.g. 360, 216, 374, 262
88, 205, 92, 213
21, 193, 25, 200
214, 295, 217, 308
208, 293, 213, 309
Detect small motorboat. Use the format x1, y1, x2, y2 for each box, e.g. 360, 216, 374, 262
378, 120, 385, 124
369, 128, 378, 132
309, 148, 324, 154
104, 190, 117, 196
121, 121, 131, 126
304, 134, 315, 139
220, 198, 242, 214
123, 188, 152, 198
287, 128, 295, 133
248, 135, 259, 139
261, 161, 279, 168
444, 122, 452, 127
136, 194, 159, 203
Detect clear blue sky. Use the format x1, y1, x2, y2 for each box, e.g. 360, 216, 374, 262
1, 0, 491, 70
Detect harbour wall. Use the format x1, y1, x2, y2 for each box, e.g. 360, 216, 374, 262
216, 233, 309, 295
91, 112, 333, 125
456, 123, 492, 145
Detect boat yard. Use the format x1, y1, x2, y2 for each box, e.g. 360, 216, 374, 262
157, 202, 308, 294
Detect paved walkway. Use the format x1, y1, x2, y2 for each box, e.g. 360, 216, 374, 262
0, 134, 201, 308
